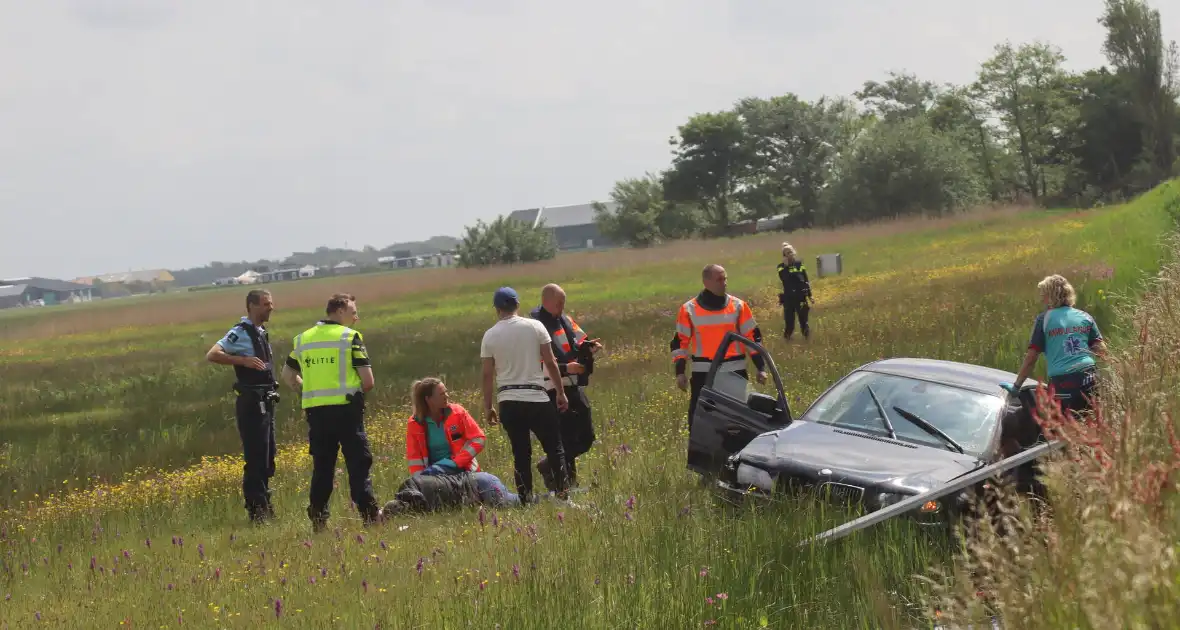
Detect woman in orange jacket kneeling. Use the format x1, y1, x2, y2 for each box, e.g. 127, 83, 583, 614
406, 377, 519, 505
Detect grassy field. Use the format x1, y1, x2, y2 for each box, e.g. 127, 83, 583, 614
1, 181, 1178, 628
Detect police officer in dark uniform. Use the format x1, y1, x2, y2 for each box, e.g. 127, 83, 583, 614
777, 242, 813, 339
529, 283, 603, 491
206, 289, 280, 523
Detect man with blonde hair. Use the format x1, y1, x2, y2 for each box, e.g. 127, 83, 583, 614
777, 242, 813, 339
1006, 274, 1107, 418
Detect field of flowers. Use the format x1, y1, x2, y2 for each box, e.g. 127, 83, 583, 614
1, 181, 1178, 628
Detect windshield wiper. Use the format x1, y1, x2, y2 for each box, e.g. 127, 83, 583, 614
865, 385, 896, 439
891, 406, 965, 454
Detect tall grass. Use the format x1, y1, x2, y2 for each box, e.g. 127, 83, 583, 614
0, 183, 1177, 627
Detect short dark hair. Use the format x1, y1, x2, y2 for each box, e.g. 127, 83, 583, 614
246, 289, 271, 311
326, 293, 356, 315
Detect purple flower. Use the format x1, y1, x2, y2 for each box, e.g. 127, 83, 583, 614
90, 556, 96, 571
416, 557, 424, 575
556, 512, 565, 524
493, 513, 500, 528
172, 536, 177, 546
625, 511, 633, 521
380, 541, 387, 550
123, 550, 130, 560
321, 567, 327, 577
512, 564, 520, 580
56, 544, 62, 554
145, 538, 151, 549
35, 612, 41, 621
699, 567, 708, 578
275, 598, 282, 618
308, 576, 316, 585
167, 583, 174, 591
281, 577, 287, 586
625, 495, 635, 510
356, 534, 364, 544
479, 507, 486, 527
214, 568, 221, 580
198, 544, 204, 561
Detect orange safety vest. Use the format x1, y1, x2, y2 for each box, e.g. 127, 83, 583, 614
672, 294, 760, 373
538, 313, 588, 389
405, 403, 486, 474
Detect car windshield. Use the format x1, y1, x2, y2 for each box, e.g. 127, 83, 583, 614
800, 370, 1003, 456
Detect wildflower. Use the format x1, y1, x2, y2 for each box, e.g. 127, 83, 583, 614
56, 544, 62, 554
356, 534, 365, 544
556, 512, 565, 524
275, 598, 282, 618
123, 550, 130, 560
308, 576, 316, 585
90, 556, 96, 571
380, 541, 387, 550
493, 513, 500, 528
303, 540, 313, 549
706, 596, 715, 605
35, 612, 41, 621
167, 583, 174, 591
198, 545, 205, 561
625, 511, 633, 521
699, 567, 708, 578
512, 564, 520, 580
214, 568, 221, 581
416, 557, 425, 575
362, 580, 368, 593
479, 507, 486, 527
321, 567, 327, 578
145, 538, 151, 549
716, 593, 728, 600
625, 495, 635, 509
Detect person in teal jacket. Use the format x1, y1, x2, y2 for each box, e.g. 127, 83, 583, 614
1004, 274, 1107, 418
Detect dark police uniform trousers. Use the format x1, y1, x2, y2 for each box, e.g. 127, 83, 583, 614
305, 393, 379, 528
224, 320, 279, 522
540, 385, 595, 488
285, 325, 380, 530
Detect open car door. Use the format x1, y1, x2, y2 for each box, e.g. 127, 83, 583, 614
687, 331, 793, 477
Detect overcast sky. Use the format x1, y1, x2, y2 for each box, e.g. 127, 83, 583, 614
0, 0, 1114, 280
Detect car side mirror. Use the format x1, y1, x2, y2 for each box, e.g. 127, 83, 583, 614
747, 392, 778, 415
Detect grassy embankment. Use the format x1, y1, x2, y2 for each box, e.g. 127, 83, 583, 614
0, 182, 1176, 628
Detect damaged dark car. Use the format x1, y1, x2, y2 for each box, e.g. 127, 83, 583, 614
688, 332, 1045, 533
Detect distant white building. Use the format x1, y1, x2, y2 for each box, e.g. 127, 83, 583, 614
299, 265, 318, 278
236, 270, 262, 284
333, 261, 358, 275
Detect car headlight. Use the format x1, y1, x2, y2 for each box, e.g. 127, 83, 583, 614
734, 463, 775, 492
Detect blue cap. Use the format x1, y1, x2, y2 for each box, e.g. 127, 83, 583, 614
493, 287, 519, 309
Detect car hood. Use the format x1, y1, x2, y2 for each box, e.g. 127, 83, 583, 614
735, 420, 986, 494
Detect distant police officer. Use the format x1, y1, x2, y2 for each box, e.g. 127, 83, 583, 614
280, 293, 381, 532
206, 289, 279, 524
530, 283, 604, 491
777, 242, 813, 340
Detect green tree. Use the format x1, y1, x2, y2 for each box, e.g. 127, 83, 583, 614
1099, 0, 1178, 185
929, 86, 1007, 201
855, 71, 941, 123
1055, 67, 1147, 203
593, 172, 703, 247
735, 94, 863, 227
822, 116, 986, 225
975, 41, 1075, 200
663, 111, 751, 228
455, 215, 556, 268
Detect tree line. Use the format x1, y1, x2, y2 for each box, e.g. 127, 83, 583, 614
594, 0, 1179, 247
456, 0, 1177, 264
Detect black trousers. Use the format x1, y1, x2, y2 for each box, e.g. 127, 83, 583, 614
306, 396, 379, 528
538, 386, 596, 488
783, 298, 810, 338
499, 398, 568, 500
235, 389, 277, 521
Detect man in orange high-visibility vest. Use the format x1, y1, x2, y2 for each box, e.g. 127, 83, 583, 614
671, 264, 768, 430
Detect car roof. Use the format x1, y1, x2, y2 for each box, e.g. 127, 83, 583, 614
854, 357, 1027, 396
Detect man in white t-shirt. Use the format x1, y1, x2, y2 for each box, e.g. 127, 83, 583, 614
480, 286, 570, 503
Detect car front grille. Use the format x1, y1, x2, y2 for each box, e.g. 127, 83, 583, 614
817, 481, 864, 505
776, 474, 867, 508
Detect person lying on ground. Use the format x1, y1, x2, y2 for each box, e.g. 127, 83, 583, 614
380, 470, 521, 517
